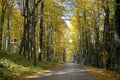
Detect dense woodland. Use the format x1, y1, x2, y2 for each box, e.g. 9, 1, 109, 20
0, 0, 120, 75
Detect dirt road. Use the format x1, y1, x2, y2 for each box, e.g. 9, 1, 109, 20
32, 63, 95, 80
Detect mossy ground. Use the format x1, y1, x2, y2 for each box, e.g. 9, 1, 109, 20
0, 50, 57, 80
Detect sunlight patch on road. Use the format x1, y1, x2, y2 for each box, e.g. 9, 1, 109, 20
39, 69, 89, 77
25, 70, 51, 79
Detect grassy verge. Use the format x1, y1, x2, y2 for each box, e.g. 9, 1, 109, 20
0, 50, 58, 80
84, 65, 120, 80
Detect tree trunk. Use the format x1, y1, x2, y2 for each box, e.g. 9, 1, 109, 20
0, 0, 6, 49
115, 0, 120, 73
32, 11, 37, 66
5, 18, 11, 51
38, 0, 44, 61
63, 48, 66, 62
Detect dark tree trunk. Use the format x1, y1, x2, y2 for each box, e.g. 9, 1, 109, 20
25, 0, 31, 64
38, 0, 44, 61
103, 8, 110, 51
0, 0, 6, 49
101, 0, 111, 69
115, 0, 120, 73
19, 0, 26, 56
32, 13, 37, 66
83, 8, 88, 65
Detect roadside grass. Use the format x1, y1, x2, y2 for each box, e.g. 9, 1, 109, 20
84, 65, 120, 80
0, 50, 57, 80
